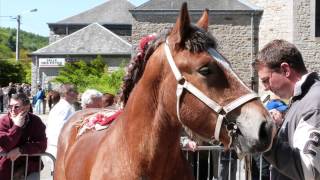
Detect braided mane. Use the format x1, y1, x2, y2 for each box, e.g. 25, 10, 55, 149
120, 34, 164, 105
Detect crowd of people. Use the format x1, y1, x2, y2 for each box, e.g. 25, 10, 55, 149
0, 83, 32, 113
0, 39, 319, 180
0, 83, 116, 179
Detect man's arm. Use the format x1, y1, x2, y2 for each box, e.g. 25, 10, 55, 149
264, 110, 320, 180
293, 110, 320, 180
263, 136, 305, 179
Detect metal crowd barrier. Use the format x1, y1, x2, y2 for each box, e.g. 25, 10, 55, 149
183, 146, 267, 180
0, 152, 55, 180
0, 147, 266, 180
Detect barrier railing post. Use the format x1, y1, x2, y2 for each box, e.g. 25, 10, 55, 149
24, 155, 29, 180
228, 151, 232, 180
0, 152, 56, 180
207, 151, 210, 180
11, 160, 14, 180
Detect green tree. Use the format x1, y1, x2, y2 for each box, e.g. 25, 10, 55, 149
54, 57, 126, 94
0, 27, 49, 59
7, 30, 16, 51
0, 44, 13, 59
0, 59, 26, 86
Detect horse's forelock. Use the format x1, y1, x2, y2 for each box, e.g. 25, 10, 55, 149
184, 27, 217, 53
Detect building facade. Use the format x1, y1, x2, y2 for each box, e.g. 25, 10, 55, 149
30, 0, 135, 91
248, 0, 320, 72
31, 0, 320, 95
131, 0, 263, 91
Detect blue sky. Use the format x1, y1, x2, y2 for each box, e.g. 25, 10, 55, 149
0, 0, 148, 36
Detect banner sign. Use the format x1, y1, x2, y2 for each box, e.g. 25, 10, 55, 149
39, 58, 65, 67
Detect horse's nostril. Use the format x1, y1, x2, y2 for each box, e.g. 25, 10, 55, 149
259, 121, 271, 145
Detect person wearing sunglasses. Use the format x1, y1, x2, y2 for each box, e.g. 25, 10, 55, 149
254, 39, 320, 180
0, 93, 47, 180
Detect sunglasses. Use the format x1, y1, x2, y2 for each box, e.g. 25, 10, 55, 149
8, 105, 22, 110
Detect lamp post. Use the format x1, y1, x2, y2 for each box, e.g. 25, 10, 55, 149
15, 8, 37, 61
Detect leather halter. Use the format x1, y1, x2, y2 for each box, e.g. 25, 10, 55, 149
164, 40, 259, 147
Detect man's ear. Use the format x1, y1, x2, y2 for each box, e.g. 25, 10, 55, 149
280, 62, 291, 77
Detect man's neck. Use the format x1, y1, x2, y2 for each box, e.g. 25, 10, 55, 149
62, 97, 73, 105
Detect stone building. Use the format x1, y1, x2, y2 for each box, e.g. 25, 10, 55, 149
30, 0, 135, 91
131, 0, 263, 91
48, 0, 134, 43
248, 0, 320, 72
246, 0, 320, 94
31, 23, 131, 90
31, 0, 320, 94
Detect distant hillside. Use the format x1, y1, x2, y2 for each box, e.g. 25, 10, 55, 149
0, 27, 48, 60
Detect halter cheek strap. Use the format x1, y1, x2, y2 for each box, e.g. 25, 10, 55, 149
164, 40, 258, 147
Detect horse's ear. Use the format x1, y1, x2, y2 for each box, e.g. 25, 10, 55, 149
170, 2, 191, 49
196, 8, 209, 31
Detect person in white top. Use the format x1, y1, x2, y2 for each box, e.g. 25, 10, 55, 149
46, 84, 78, 157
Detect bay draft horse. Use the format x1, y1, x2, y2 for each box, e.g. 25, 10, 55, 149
55, 3, 275, 180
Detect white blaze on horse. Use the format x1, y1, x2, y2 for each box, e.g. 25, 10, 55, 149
54, 3, 275, 180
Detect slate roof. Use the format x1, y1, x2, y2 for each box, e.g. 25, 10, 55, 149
134, 0, 259, 11
51, 0, 135, 25
32, 23, 132, 55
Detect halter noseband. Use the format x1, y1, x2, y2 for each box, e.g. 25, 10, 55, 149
164, 40, 258, 148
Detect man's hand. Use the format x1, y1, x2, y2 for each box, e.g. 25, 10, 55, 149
11, 111, 27, 127
7, 147, 22, 161
187, 141, 197, 152
269, 109, 284, 128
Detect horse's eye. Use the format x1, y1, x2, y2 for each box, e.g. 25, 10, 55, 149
198, 66, 211, 76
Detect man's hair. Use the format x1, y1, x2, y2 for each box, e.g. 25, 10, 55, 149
102, 93, 115, 107
11, 93, 30, 106
254, 39, 307, 74
81, 89, 103, 108
59, 84, 77, 97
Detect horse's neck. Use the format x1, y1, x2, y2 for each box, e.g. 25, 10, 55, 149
119, 85, 183, 169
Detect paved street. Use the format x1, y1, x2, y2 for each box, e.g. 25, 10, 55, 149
37, 113, 54, 180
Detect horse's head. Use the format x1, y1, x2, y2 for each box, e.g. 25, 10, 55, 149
137, 3, 276, 155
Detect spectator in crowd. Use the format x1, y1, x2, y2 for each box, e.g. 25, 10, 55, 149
0, 85, 3, 112
7, 82, 16, 101
81, 89, 103, 109
266, 99, 288, 128
22, 83, 31, 97
0, 93, 47, 180
47, 90, 60, 111
34, 85, 45, 114
252, 98, 288, 180
254, 39, 320, 179
101, 93, 115, 108
16, 84, 24, 94
46, 84, 78, 157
